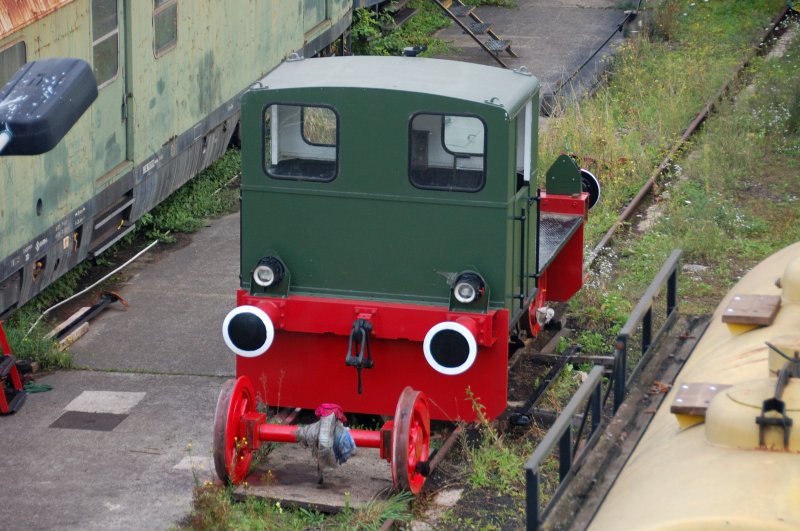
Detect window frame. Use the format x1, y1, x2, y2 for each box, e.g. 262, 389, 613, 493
263, 102, 340, 183
91, 0, 120, 89
0, 40, 27, 88
153, 0, 178, 58
408, 111, 487, 193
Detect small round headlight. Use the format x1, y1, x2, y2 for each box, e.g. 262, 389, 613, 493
452, 272, 484, 305
253, 256, 284, 288
454, 281, 477, 304
254, 265, 275, 287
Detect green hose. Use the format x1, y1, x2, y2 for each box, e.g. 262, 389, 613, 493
24, 382, 52, 393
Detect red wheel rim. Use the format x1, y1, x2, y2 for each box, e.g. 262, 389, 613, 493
392, 387, 430, 494
213, 376, 256, 484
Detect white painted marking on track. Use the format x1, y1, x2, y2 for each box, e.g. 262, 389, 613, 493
64, 391, 146, 415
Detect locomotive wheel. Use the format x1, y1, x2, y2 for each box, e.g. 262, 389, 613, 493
213, 376, 257, 484
391, 387, 431, 494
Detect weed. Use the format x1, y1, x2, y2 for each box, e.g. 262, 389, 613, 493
136, 149, 240, 241
351, 1, 450, 56
464, 388, 529, 497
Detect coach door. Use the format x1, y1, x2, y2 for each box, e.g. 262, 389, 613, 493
90, 0, 131, 182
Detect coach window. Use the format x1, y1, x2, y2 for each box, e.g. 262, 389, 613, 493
154, 0, 178, 57
409, 114, 485, 192
92, 0, 119, 87
264, 104, 338, 182
0, 41, 26, 87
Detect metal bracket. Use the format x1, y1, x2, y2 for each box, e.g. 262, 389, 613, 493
756, 343, 800, 448
345, 318, 374, 394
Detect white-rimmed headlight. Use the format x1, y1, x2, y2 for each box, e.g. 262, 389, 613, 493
423, 320, 478, 375
222, 305, 275, 358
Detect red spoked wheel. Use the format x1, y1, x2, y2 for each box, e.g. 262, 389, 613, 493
391, 386, 431, 494
213, 376, 257, 484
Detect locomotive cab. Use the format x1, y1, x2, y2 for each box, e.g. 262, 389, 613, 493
227, 56, 590, 423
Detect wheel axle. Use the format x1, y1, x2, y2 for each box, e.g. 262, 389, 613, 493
213, 377, 431, 494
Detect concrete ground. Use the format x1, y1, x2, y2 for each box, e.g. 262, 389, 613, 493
0, 2, 628, 528
435, 0, 626, 105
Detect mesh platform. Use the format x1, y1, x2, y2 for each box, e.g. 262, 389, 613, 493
538, 213, 583, 272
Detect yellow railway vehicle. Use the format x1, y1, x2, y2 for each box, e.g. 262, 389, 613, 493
590, 242, 800, 529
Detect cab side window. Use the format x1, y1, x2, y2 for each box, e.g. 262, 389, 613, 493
409, 113, 485, 192
0, 41, 26, 87
264, 104, 338, 182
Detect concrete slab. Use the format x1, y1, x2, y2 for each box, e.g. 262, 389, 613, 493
68, 212, 240, 377
0, 370, 223, 530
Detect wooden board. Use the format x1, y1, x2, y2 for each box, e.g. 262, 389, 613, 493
721, 294, 781, 326
670, 382, 731, 417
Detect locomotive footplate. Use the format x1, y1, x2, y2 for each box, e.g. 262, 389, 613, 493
537, 213, 584, 273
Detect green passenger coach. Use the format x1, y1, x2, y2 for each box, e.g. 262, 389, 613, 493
0, 0, 351, 318
215, 56, 597, 491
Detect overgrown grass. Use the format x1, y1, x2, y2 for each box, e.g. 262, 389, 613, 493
136, 149, 240, 241
182, 482, 413, 530
548, 0, 789, 348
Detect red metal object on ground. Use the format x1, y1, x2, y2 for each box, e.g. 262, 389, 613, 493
234, 292, 509, 422
0, 322, 26, 415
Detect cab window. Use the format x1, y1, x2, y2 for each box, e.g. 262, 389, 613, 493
264, 104, 338, 182
409, 113, 485, 192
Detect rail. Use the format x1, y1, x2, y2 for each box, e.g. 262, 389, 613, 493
610, 249, 681, 412
523, 365, 604, 531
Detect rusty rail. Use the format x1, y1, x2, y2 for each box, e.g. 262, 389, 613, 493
586, 4, 791, 268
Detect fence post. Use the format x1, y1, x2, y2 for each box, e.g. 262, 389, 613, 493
642, 307, 652, 354
613, 335, 627, 413
667, 266, 678, 315
559, 430, 573, 481
526, 468, 540, 531
591, 382, 601, 433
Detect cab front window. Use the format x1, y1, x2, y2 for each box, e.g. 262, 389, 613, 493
264, 103, 338, 182
409, 113, 486, 192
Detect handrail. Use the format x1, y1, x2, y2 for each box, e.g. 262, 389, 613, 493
523, 365, 605, 531
611, 249, 681, 412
